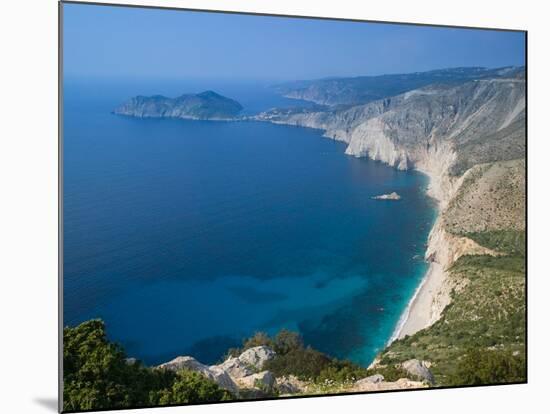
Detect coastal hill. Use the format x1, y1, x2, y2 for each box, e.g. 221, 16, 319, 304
113, 90, 243, 120
274, 66, 524, 106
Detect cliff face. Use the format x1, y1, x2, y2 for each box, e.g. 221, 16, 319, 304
259, 78, 525, 175
113, 90, 243, 120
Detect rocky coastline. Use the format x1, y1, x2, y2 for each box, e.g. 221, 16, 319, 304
254, 75, 525, 345
114, 72, 525, 358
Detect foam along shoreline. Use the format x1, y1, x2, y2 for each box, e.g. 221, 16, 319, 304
387, 151, 455, 343
389, 260, 445, 342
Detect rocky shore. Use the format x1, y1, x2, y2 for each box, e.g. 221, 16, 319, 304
155, 345, 430, 396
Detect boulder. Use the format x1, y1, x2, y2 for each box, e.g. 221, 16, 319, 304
401, 359, 435, 384
237, 346, 275, 370
238, 370, 276, 392
212, 357, 255, 379
157, 356, 238, 393
276, 376, 306, 395
355, 374, 385, 387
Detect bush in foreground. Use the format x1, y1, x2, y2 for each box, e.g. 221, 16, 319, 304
63, 319, 230, 411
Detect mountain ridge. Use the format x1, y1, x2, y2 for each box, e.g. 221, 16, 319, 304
274, 66, 525, 106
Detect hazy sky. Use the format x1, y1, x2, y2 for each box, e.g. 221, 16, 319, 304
63, 3, 526, 81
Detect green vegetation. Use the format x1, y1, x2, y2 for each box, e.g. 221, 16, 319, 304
156, 370, 232, 405
63, 320, 231, 412
365, 365, 412, 382
234, 330, 368, 383
227, 329, 304, 358
380, 229, 526, 386
449, 348, 526, 386
463, 229, 525, 256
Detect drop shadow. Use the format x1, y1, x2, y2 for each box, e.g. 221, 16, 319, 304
34, 397, 58, 412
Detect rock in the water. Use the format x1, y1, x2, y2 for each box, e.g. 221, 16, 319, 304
401, 359, 435, 384
212, 357, 255, 379
238, 371, 276, 392
157, 356, 238, 393
237, 346, 275, 370
355, 374, 385, 386
372, 192, 401, 200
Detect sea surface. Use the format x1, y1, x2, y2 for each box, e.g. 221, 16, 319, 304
63, 79, 436, 366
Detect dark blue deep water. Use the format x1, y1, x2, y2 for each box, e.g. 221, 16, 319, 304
63, 80, 435, 367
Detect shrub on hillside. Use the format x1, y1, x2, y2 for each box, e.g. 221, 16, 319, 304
264, 346, 332, 380
157, 370, 232, 405
273, 329, 304, 355
449, 348, 526, 386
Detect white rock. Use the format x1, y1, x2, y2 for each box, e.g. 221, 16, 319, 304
211, 357, 255, 379
157, 356, 238, 393
237, 346, 275, 370
401, 359, 435, 384
238, 371, 276, 391
355, 374, 385, 386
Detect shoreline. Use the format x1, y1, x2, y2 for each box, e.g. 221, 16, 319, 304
387, 157, 453, 343
389, 259, 445, 341
258, 115, 455, 349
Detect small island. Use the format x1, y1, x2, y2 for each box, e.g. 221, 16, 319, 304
372, 192, 401, 200
113, 90, 243, 121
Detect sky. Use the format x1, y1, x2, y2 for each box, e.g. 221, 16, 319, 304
62, 2, 526, 82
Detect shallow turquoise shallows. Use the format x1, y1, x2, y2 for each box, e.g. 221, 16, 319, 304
63, 80, 436, 367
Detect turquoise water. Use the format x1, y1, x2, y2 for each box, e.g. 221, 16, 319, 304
63, 80, 435, 366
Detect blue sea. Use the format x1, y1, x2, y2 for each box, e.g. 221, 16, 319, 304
63, 79, 436, 367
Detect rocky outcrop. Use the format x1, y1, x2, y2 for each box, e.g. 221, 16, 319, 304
214, 357, 255, 379
157, 346, 277, 396
157, 356, 239, 393
236, 346, 276, 371
352, 377, 427, 392
276, 376, 307, 395
156, 347, 432, 396
354, 374, 385, 387
401, 359, 435, 384
237, 371, 276, 392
